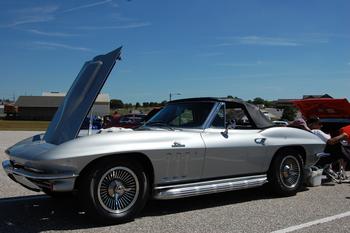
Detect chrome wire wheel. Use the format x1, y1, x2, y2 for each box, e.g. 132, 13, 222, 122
97, 166, 139, 214
279, 155, 301, 189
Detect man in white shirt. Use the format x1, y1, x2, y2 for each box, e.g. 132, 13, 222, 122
307, 116, 349, 181
311, 128, 331, 143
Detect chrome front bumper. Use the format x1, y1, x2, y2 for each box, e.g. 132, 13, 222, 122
2, 160, 77, 192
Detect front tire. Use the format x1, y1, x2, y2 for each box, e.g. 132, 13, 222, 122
268, 149, 304, 196
80, 159, 149, 224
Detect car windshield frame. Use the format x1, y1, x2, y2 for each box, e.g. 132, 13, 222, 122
144, 101, 218, 129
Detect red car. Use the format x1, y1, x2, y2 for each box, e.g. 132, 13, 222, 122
293, 98, 350, 136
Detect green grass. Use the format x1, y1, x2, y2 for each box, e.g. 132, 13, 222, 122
0, 120, 50, 131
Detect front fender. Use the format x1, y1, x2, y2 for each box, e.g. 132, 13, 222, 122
35, 130, 206, 184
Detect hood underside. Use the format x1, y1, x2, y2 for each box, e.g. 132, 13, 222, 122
44, 47, 122, 145
293, 98, 350, 119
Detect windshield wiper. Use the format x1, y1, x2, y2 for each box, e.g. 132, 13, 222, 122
147, 121, 167, 126
146, 121, 175, 130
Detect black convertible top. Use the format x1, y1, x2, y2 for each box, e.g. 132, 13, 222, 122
169, 97, 274, 129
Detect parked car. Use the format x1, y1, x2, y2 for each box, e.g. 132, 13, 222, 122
3, 47, 325, 224
112, 114, 147, 129
293, 98, 350, 137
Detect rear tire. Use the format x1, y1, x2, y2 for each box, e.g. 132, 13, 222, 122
268, 149, 304, 196
79, 159, 149, 224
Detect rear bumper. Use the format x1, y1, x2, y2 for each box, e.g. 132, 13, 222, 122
2, 160, 77, 192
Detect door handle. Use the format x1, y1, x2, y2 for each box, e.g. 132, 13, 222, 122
255, 138, 266, 145
172, 142, 186, 148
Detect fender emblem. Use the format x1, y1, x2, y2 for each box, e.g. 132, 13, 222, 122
172, 142, 186, 148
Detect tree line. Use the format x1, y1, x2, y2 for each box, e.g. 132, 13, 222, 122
247, 97, 296, 121
110, 99, 167, 109
110, 96, 297, 121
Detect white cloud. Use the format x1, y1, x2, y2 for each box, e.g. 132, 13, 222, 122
238, 36, 300, 46
77, 22, 151, 30
1, 5, 58, 28
216, 35, 333, 47
2, 16, 55, 27
214, 43, 234, 47
25, 29, 79, 37
32, 41, 91, 51
61, 0, 113, 13
12, 5, 59, 14
228, 36, 301, 46
216, 61, 264, 67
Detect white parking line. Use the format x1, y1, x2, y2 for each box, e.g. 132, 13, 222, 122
271, 211, 350, 233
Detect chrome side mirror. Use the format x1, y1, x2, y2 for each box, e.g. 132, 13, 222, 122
222, 119, 236, 138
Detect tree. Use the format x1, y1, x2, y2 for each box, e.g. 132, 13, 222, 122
263, 100, 273, 108
281, 106, 297, 121
110, 99, 124, 109
252, 97, 265, 105
135, 102, 141, 108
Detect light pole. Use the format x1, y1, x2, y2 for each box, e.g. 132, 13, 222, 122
169, 92, 181, 101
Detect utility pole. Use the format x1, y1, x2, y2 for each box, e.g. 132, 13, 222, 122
169, 92, 181, 101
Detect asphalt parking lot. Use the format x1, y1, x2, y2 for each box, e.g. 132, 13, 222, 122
1, 131, 350, 233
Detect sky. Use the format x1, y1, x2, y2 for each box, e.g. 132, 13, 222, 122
0, 0, 349, 103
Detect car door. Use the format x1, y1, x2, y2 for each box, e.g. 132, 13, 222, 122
153, 130, 206, 185
200, 103, 267, 179
147, 101, 214, 185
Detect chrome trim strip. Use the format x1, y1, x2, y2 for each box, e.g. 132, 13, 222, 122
2, 160, 76, 192
153, 175, 267, 200
2, 160, 77, 180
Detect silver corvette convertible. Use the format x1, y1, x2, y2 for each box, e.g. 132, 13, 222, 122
2, 47, 325, 223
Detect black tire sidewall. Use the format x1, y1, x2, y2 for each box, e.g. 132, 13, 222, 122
268, 149, 304, 196
82, 159, 149, 223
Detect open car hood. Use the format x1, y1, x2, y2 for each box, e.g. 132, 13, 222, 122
44, 47, 122, 145
293, 98, 350, 119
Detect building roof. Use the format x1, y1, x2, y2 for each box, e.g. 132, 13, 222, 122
302, 94, 333, 99
42, 92, 66, 96
276, 99, 299, 103
42, 92, 109, 102
16, 93, 109, 107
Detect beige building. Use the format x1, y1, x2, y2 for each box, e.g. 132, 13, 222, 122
15, 92, 110, 120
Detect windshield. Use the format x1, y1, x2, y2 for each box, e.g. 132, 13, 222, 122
145, 102, 215, 128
